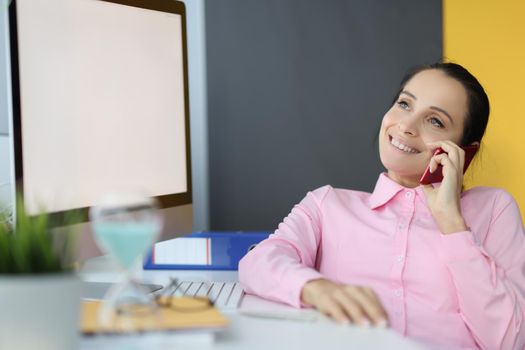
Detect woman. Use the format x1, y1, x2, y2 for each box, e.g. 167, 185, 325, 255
239, 62, 525, 349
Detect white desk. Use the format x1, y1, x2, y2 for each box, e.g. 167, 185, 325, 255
79, 256, 427, 350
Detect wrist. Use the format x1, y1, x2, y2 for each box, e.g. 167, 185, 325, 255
301, 278, 327, 306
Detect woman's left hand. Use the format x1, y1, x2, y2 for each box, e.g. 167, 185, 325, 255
422, 140, 468, 235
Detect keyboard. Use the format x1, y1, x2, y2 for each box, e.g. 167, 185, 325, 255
168, 280, 245, 311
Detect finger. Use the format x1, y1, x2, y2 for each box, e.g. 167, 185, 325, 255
429, 154, 441, 173
431, 152, 461, 172
439, 156, 461, 179
360, 287, 389, 318
430, 153, 448, 173
320, 298, 351, 325
332, 290, 369, 326
315, 291, 351, 324
441, 142, 463, 170
352, 288, 389, 326
427, 141, 464, 170
433, 154, 462, 179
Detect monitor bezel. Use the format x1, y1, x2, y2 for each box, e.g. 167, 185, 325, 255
8, 0, 193, 221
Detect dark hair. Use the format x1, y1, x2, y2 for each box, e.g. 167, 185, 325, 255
394, 62, 490, 146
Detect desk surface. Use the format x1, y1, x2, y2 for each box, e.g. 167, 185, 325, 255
79, 256, 428, 350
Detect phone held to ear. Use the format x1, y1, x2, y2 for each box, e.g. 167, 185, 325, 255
419, 144, 479, 185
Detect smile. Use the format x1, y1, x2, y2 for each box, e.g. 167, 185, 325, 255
389, 136, 420, 154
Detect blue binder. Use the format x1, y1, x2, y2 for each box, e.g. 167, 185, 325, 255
143, 231, 271, 270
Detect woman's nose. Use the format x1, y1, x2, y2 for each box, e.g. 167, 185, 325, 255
398, 116, 418, 136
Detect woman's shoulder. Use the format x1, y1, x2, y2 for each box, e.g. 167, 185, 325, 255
464, 185, 513, 198
462, 186, 518, 208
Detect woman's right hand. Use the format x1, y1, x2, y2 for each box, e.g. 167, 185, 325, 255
301, 279, 389, 327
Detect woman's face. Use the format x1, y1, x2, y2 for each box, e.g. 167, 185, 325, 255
378, 69, 469, 188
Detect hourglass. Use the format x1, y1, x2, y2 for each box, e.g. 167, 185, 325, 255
89, 191, 163, 327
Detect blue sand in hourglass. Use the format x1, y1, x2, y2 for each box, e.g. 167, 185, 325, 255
94, 222, 158, 269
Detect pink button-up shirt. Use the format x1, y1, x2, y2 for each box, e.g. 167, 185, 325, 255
239, 173, 525, 349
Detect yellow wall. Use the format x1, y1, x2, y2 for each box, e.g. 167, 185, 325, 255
444, 0, 525, 221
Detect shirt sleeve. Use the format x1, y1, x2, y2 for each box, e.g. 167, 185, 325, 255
439, 190, 525, 350
238, 187, 331, 308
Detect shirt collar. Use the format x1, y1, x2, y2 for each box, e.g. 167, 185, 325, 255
369, 173, 437, 209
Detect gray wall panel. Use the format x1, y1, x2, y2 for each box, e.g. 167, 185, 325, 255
206, 0, 442, 230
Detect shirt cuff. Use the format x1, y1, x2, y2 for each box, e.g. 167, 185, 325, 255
439, 230, 483, 263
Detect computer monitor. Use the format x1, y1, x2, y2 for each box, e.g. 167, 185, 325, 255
8, 0, 193, 258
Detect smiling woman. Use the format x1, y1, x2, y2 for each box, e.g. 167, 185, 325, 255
239, 62, 525, 349
380, 69, 468, 187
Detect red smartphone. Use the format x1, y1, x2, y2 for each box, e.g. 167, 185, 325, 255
419, 144, 479, 185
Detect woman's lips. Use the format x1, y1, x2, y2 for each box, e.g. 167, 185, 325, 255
388, 135, 420, 154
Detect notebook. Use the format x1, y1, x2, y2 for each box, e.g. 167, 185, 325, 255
80, 297, 229, 334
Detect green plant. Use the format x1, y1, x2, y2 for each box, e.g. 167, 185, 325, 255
0, 199, 82, 274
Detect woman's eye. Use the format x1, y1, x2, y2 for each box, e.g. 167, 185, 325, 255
430, 117, 444, 128
397, 100, 409, 109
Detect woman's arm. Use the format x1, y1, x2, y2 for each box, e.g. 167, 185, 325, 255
238, 186, 388, 327
440, 191, 525, 350
238, 188, 327, 307
422, 140, 469, 234
422, 141, 525, 349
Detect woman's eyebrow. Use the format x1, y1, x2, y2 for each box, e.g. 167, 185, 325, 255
400, 90, 417, 99
430, 106, 454, 124
400, 90, 454, 124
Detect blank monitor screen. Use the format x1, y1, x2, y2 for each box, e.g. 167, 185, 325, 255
10, 0, 191, 216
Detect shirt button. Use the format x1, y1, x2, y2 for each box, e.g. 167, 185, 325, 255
398, 223, 405, 230
405, 191, 412, 198
394, 289, 402, 297
396, 255, 404, 262
394, 311, 402, 317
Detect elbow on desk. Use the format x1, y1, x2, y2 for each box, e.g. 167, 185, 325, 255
238, 249, 256, 294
